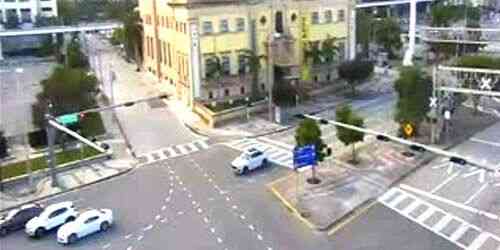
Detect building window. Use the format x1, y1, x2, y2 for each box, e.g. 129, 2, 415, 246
311, 12, 319, 24
20, 9, 31, 23
314, 76, 318, 82
221, 56, 230, 75
324, 10, 332, 23
236, 18, 245, 32
261, 83, 265, 91
240, 86, 245, 95
326, 74, 331, 81
337, 10, 345, 22
224, 89, 230, 96
220, 19, 229, 33
291, 13, 297, 22
209, 91, 214, 99
202, 21, 213, 34
238, 55, 247, 74
41, 7, 53, 12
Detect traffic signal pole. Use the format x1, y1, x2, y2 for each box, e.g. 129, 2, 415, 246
45, 94, 168, 187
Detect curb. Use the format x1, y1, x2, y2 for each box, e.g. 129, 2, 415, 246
0, 166, 135, 213
268, 185, 317, 230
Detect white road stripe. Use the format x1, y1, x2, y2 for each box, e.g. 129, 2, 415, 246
402, 200, 421, 215
464, 184, 489, 205
433, 215, 453, 232
467, 232, 490, 250
430, 172, 461, 194
195, 140, 210, 149
177, 145, 189, 154
450, 223, 470, 241
417, 207, 436, 223
165, 147, 179, 158
470, 137, 500, 148
400, 184, 499, 220
185, 143, 200, 152
387, 193, 407, 207
378, 188, 399, 202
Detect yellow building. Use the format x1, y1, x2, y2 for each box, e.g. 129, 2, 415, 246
138, 0, 351, 107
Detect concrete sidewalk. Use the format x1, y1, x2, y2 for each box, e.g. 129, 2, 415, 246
0, 157, 135, 212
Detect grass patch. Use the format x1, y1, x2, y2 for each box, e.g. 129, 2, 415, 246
0, 146, 101, 181
205, 97, 265, 112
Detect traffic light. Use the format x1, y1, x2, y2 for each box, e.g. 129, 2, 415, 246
294, 114, 306, 119
376, 135, 390, 142
319, 119, 329, 125
409, 145, 426, 152
450, 157, 467, 165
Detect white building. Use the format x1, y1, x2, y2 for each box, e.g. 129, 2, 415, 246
0, 0, 58, 24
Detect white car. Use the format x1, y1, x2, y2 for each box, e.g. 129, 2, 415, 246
57, 209, 113, 245
231, 148, 268, 175
25, 201, 78, 238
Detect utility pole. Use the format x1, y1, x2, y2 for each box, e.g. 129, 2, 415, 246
45, 103, 58, 187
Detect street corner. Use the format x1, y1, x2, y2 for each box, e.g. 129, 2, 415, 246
266, 164, 384, 232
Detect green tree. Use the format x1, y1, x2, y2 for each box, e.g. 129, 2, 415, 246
356, 10, 371, 58
122, 11, 143, 69
57, 0, 78, 25
110, 28, 125, 46
0, 131, 7, 159
374, 17, 402, 58
338, 59, 374, 96
66, 40, 88, 69
241, 50, 265, 100
32, 67, 98, 129
394, 66, 432, 136
295, 118, 324, 183
335, 105, 365, 164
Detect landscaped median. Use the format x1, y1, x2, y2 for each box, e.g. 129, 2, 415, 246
1, 146, 101, 181
267, 142, 432, 231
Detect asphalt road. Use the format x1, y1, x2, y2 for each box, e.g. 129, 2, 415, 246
330, 203, 460, 250
2, 143, 471, 250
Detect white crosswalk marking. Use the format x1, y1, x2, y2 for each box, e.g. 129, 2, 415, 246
225, 138, 294, 168
378, 187, 500, 250
138, 139, 210, 164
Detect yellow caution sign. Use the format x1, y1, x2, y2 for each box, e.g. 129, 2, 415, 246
403, 123, 414, 137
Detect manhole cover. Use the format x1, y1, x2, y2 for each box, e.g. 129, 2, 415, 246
148, 99, 167, 109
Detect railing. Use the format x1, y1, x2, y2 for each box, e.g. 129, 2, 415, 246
420, 26, 500, 44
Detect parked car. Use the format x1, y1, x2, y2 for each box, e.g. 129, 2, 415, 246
231, 148, 268, 175
25, 201, 78, 238
57, 209, 113, 245
0, 204, 43, 236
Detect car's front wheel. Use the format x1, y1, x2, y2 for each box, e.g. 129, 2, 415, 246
242, 167, 249, 175
68, 233, 78, 244
0, 227, 7, 236
100, 221, 110, 232
65, 216, 76, 223
262, 159, 268, 168
34, 227, 45, 238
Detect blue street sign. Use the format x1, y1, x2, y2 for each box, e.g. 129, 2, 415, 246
293, 144, 316, 169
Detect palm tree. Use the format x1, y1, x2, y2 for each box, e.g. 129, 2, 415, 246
240, 50, 266, 100
123, 11, 143, 70
205, 55, 225, 99
321, 36, 340, 64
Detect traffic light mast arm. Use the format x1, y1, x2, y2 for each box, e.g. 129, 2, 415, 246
302, 114, 496, 172
48, 120, 107, 154
77, 94, 169, 116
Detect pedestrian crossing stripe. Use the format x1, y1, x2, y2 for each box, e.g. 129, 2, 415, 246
378, 187, 500, 250
138, 140, 210, 164
225, 139, 294, 169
